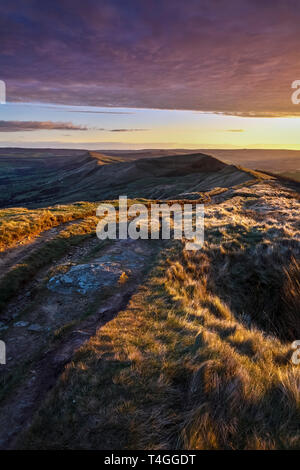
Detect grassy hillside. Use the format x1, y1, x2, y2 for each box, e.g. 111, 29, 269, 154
0, 151, 299, 450
0, 202, 98, 251
0, 150, 300, 450
0, 149, 259, 207
13, 181, 300, 450
197, 149, 300, 174
280, 171, 300, 183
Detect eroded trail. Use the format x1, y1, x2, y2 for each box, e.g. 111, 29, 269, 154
1, 179, 297, 449
0, 236, 161, 449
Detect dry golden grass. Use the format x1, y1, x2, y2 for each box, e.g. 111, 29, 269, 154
10, 181, 300, 450
20, 246, 299, 449
0, 216, 99, 311
0, 198, 162, 252
0, 202, 98, 252
166, 247, 299, 449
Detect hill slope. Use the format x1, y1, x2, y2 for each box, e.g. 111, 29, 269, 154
0, 177, 299, 450
1, 149, 260, 207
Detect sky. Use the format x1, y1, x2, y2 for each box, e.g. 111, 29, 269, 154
1, 0, 300, 149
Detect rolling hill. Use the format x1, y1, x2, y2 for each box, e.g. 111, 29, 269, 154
0, 149, 299, 450
0, 148, 263, 208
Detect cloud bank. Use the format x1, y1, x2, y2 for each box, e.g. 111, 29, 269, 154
0, 121, 88, 132
1, 0, 300, 116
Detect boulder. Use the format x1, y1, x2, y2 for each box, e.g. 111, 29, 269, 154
48, 262, 123, 295
47, 249, 143, 295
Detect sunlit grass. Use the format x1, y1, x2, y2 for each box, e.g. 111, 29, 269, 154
0, 202, 98, 251
3, 181, 299, 450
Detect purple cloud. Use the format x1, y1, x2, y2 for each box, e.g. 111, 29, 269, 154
0, 120, 88, 132
1, 0, 300, 116
109, 128, 149, 132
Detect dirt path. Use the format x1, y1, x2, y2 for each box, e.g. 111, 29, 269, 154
0, 237, 161, 449
0, 219, 83, 280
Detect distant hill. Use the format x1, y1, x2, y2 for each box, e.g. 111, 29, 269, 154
0, 149, 260, 207
196, 149, 300, 175
0, 148, 299, 451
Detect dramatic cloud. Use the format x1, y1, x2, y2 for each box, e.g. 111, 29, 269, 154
0, 121, 149, 133
37, 106, 134, 115
0, 121, 88, 132
1, 0, 300, 116
109, 128, 149, 132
